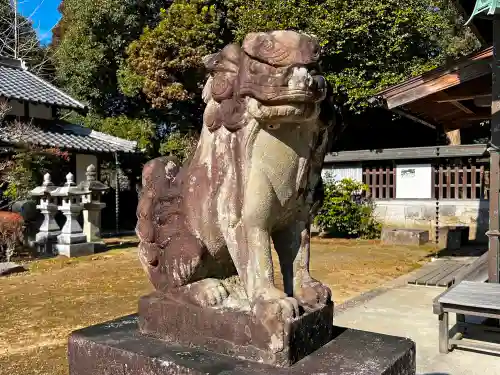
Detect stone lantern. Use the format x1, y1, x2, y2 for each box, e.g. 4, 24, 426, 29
29, 173, 60, 255
51, 172, 94, 257
78, 164, 109, 249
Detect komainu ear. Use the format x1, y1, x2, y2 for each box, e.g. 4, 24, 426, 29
207, 44, 242, 103
202, 53, 220, 71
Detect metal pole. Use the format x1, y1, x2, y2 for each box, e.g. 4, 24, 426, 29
114, 152, 120, 236
486, 16, 500, 284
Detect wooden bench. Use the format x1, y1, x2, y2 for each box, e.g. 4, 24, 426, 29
433, 280, 500, 354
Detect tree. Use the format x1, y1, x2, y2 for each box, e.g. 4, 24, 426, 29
53, 0, 166, 117
118, 0, 479, 124
232, 0, 479, 111
0, 113, 70, 201
0, 0, 55, 78
52, 0, 480, 158
50, 0, 66, 48
82, 114, 156, 154
118, 1, 230, 129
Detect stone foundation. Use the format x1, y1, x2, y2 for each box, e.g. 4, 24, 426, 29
55, 242, 94, 257
381, 228, 429, 246
68, 315, 416, 375
138, 292, 333, 367
374, 199, 488, 243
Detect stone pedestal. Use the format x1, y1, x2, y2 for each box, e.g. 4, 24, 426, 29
52, 173, 94, 257
381, 228, 430, 246
30, 173, 60, 255
78, 164, 109, 251
139, 292, 334, 367
68, 315, 416, 375
55, 242, 93, 257
438, 225, 470, 250
82, 202, 106, 249
35, 200, 60, 253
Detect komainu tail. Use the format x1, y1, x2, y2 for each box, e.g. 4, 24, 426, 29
136, 156, 181, 275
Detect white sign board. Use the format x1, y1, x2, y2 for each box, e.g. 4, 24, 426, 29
396, 164, 432, 199
322, 164, 363, 183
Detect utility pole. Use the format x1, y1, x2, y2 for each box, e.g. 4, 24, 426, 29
13, 0, 18, 59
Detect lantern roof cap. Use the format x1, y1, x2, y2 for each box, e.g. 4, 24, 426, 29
77, 164, 109, 193
51, 173, 87, 196
30, 173, 57, 196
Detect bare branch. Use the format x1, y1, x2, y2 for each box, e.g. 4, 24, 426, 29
24, 0, 46, 22
0, 0, 52, 75
0, 99, 12, 122
0, 117, 35, 141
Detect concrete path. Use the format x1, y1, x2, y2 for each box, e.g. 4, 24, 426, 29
334, 284, 500, 375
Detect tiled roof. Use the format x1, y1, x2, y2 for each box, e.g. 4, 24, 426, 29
0, 58, 87, 111
0, 122, 138, 153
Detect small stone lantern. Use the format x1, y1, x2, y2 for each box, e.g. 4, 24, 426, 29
78, 164, 109, 249
30, 173, 60, 255
51, 172, 94, 257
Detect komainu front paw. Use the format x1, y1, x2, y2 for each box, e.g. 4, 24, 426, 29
253, 292, 300, 352
186, 278, 229, 307
295, 278, 332, 308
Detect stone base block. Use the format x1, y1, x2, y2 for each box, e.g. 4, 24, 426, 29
58, 233, 87, 244
34, 233, 59, 255
91, 241, 107, 253
381, 228, 429, 246
35, 231, 60, 243
138, 292, 333, 367
438, 225, 470, 250
68, 315, 416, 375
55, 242, 94, 257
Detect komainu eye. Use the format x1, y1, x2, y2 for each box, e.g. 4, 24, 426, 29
267, 123, 280, 130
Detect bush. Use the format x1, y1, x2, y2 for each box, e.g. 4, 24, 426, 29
0, 211, 24, 262
0, 120, 71, 201
314, 177, 381, 239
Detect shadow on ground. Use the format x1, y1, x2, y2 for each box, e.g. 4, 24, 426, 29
425, 242, 487, 258
95, 241, 139, 253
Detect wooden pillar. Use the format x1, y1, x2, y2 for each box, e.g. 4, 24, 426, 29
487, 16, 500, 284
445, 129, 461, 145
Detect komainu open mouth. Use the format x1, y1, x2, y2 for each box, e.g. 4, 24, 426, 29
247, 97, 321, 122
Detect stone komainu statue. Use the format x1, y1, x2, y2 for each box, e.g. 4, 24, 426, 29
136, 30, 337, 324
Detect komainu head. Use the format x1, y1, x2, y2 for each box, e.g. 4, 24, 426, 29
202, 30, 333, 133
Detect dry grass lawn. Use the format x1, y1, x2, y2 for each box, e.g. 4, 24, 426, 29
0, 238, 435, 374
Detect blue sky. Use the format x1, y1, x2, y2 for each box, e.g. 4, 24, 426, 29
18, 0, 61, 45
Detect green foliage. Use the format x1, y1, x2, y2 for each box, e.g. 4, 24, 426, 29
159, 131, 199, 163
119, 1, 221, 105
118, 0, 231, 131
82, 114, 156, 154
53, 0, 480, 158
233, 0, 479, 112
314, 177, 381, 239
1, 147, 70, 201
53, 0, 165, 116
